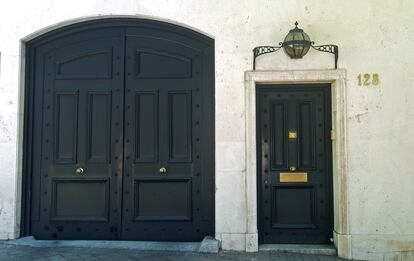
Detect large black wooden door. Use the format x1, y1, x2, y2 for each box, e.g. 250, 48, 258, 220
257, 84, 333, 244
31, 28, 125, 239
28, 19, 214, 241
121, 28, 214, 241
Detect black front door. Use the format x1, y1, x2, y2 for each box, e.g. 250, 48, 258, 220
257, 84, 333, 244
28, 19, 214, 241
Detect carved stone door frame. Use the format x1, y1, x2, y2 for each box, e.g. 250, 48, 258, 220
244, 69, 350, 258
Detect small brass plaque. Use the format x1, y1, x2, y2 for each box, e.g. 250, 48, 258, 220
280, 172, 308, 183
288, 131, 297, 139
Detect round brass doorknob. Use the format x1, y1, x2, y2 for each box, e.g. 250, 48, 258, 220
75, 167, 85, 175
159, 167, 167, 174
289, 166, 297, 172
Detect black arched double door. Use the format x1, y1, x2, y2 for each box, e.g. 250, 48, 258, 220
25, 19, 214, 241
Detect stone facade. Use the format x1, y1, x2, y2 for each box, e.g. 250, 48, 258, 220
1, 1, 414, 260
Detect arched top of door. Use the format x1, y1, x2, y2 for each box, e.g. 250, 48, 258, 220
24, 15, 214, 47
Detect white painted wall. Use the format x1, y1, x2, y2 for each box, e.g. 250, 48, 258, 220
1, 1, 414, 260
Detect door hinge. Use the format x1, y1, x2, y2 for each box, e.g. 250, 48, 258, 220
330, 130, 336, 141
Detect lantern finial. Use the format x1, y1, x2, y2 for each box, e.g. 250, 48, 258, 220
294, 21, 298, 27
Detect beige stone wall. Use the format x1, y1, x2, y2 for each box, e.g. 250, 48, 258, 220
1, 1, 414, 260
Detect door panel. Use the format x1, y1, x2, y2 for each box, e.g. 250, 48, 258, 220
271, 186, 315, 227
55, 49, 113, 79
31, 29, 125, 240
297, 101, 316, 169
134, 91, 158, 162
257, 85, 333, 244
134, 49, 192, 78
54, 92, 78, 163
168, 91, 192, 162
134, 179, 192, 220
270, 101, 288, 169
51, 179, 109, 221
87, 92, 111, 163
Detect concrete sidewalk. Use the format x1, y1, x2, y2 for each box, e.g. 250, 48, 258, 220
0, 242, 350, 261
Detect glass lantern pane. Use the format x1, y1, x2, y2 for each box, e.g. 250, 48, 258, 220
284, 33, 293, 42
284, 46, 295, 57
303, 32, 310, 41
294, 45, 302, 58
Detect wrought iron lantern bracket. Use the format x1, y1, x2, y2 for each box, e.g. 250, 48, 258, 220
311, 43, 339, 69
252, 44, 283, 70
252, 22, 339, 70
253, 43, 338, 70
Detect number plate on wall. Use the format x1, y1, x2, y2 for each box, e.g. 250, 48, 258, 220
279, 172, 308, 182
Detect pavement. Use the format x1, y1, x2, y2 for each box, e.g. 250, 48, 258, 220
0, 242, 349, 261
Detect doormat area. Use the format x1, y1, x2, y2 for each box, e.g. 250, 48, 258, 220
259, 244, 337, 256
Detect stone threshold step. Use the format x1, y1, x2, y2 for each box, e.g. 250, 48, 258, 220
5, 236, 219, 253
259, 244, 337, 256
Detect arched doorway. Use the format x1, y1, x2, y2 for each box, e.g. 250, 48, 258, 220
22, 18, 215, 241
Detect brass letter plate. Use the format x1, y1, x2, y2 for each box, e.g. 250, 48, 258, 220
280, 172, 308, 182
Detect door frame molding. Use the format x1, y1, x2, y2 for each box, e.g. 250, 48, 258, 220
244, 69, 350, 257
20, 16, 215, 239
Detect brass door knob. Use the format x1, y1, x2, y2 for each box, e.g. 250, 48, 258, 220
75, 167, 85, 175
289, 166, 297, 172
159, 167, 167, 174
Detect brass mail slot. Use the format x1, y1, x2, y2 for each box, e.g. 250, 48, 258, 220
280, 172, 308, 182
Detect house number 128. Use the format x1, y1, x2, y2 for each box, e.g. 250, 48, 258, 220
358, 73, 380, 86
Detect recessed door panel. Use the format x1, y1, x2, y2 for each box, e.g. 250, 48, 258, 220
270, 102, 287, 169
272, 186, 315, 227
55, 92, 78, 163
135, 91, 158, 162
257, 85, 332, 244
297, 101, 316, 169
135, 49, 192, 78
52, 179, 109, 221
169, 91, 192, 162
55, 49, 113, 79
134, 179, 191, 220
87, 92, 111, 163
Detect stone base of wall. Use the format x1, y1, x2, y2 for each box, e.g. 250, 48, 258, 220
0, 231, 19, 241
346, 234, 414, 261
217, 231, 414, 260
215, 233, 245, 251
215, 232, 258, 252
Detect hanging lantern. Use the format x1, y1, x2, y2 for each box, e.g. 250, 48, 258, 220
252, 22, 338, 69
282, 22, 312, 59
